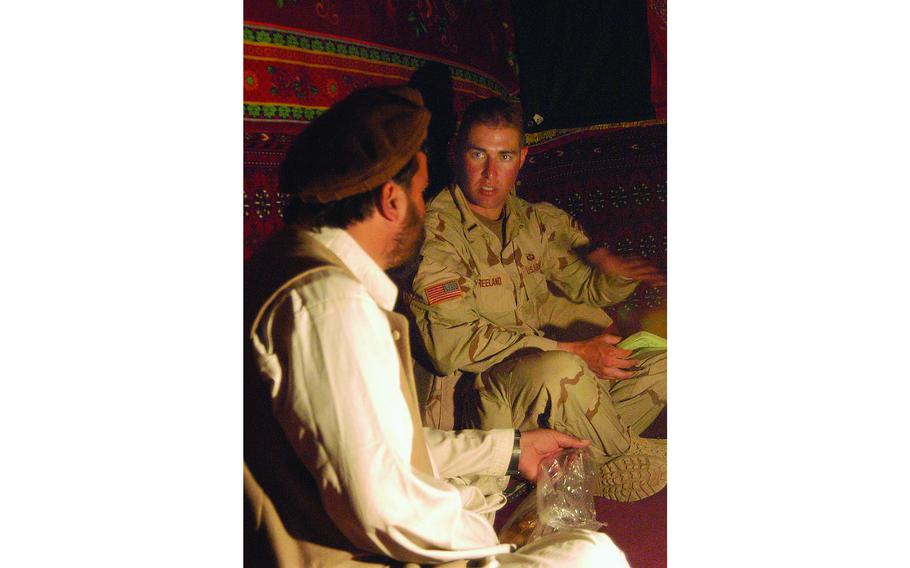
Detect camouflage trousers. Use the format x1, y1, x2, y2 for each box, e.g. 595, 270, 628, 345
459, 299, 667, 459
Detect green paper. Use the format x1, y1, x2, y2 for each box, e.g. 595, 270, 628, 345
617, 331, 667, 352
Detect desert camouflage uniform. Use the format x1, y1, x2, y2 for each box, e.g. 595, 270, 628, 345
409, 184, 666, 461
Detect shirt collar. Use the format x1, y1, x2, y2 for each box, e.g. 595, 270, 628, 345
448, 183, 527, 239
309, 227, 398, 311
448, 183, 480, 232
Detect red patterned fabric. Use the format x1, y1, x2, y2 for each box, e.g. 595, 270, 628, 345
244, 0, 519, 93
244, 0, 520, 258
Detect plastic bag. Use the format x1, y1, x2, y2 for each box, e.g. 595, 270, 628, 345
497, 448, 603, 548
535, 447, 603, 535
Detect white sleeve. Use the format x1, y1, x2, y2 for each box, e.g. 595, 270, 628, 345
272, 277, 511, 564
424, 428, 514, 480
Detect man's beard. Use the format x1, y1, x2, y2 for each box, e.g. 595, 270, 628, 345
387, 196, 426, 270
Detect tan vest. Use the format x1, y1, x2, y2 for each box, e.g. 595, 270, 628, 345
244, 228, 465, 567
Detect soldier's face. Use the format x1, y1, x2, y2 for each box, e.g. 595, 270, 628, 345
458, 124, 528, 220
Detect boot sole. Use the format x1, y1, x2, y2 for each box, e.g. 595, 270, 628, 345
631, 437, 667, 459
596, 455, 667, 502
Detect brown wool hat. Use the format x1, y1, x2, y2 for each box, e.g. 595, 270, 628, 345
279, 86, 430, 203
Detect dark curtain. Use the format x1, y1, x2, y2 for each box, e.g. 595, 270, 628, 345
511, 0, 655, 132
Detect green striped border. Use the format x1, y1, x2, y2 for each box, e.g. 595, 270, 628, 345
243, 24, 510, 98
244, 103, 327, 121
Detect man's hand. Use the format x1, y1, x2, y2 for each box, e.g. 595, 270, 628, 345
587, 247, 666, 287
558, 332, 639, 380
517, 429, 591, 482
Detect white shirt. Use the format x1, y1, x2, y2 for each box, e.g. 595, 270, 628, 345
251, 227, 515, 564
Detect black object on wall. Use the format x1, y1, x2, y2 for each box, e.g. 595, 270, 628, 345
511, 0, 655, 132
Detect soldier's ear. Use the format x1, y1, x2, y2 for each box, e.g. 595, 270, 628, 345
519, 146, 528, 169
376, 180, 408, 223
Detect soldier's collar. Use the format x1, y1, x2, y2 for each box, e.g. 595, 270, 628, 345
503, 190, 528, 236
449, 184, 481, 233
449, 184, 527, 235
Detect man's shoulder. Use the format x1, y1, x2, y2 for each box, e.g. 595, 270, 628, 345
416, 190, 471, 275
287, 268, 369, 308
508, 196, 577, 237
425, 185, 460, 219
248, 267, 370, 339
522, 198, 571, 222
424, 187, 468, 242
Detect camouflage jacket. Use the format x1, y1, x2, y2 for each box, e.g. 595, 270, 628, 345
409, 184, 638, 375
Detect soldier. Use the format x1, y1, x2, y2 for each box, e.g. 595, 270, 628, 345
245, 87, 629, 567
409, 97, 668, 501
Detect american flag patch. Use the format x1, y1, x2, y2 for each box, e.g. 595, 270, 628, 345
424, 279, 463, 305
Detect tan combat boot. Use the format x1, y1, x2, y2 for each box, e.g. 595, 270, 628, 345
595, 436, 667, 502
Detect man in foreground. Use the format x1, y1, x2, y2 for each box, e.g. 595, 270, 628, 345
244, 87, 628, 566
409, 97, 668, 502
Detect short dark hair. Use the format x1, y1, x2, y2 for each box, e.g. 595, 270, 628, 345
283, 153, 421, 231
456, 97, 525, 150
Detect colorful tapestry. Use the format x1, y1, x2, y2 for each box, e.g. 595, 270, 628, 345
244, 0, 519, 94
244, 0, 520, 258
243, 22, 515, 124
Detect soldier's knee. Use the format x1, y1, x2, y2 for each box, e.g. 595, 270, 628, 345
538, 350, 585, 374
521, 350, 588, 388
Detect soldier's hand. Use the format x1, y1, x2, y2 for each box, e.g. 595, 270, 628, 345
557, 332, 640, 380
587, 247, 666, 287
517, 429, 591, 482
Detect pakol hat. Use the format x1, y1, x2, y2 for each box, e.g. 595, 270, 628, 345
279, 86, 430, 203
